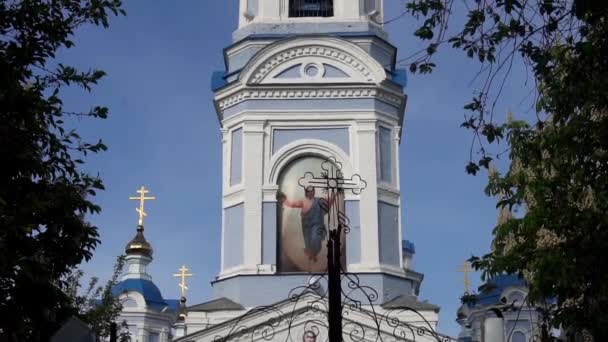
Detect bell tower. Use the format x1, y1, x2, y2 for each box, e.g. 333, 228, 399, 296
210, 0, 422, 308
235, 0, 384, 41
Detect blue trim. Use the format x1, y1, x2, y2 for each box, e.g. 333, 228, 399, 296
164, 299, 180, 312
402, 240, 416, 254
211, 71, 228, 91
392, 69, 408, 88
112, 279, 167, 309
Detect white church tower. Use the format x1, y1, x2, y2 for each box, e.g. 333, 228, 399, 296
179, 1, 444, 340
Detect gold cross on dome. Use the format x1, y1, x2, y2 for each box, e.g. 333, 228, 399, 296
129, 186, 156, 226
173, 265, 194, 298
458, 261, 473, 294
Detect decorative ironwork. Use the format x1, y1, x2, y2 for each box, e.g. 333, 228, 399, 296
213, 156, 458, 342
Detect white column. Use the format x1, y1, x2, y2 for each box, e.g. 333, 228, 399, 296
242, 120, 265, 268
220, 128, 229, 272
394, 126, 404, 268
356, 120, 380, 268
238, 0, 248, 28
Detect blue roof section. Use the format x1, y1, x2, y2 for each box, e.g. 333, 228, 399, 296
211, 71, 228, 91
112, 279, 168, 310
402, 240, 416, 254
476, 274, 526, 306
164, 299, 180, 312
392, 69, 408, 88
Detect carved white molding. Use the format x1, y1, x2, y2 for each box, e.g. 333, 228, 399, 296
251, 45, 373, 84
239, 37, 387, 85
217, 87, 403, 111
267, 140, 353, 186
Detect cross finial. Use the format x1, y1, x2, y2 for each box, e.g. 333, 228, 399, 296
458, 261, 473, 294
129, 186, 156, 226
173, 265, 194, 298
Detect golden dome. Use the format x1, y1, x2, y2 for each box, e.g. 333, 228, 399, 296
125, 226, 153, 257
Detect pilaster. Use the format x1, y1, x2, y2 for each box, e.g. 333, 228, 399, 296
356, 119, 380, 268
242, 120, 266, 268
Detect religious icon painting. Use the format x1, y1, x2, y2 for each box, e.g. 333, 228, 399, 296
276, 156, 346, 272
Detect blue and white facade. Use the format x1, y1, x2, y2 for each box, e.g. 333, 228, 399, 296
176, 1, 442, 341
112, 226, 178, 341
456, 275, 544, 342
114, 1, 449, 341
214, 0, 412, 298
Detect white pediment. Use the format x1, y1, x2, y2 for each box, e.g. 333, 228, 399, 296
239, 37, 388, 86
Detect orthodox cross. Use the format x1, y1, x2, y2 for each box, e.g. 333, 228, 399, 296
298, 157, 367, 195
458, 261, 473, 294
298, 156, 367, 342
173, 265, 194, 298
129, 186, 156, 226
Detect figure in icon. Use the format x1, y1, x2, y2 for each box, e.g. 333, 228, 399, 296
278, 186, 334, 263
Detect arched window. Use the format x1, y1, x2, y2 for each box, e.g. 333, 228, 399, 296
276, 156, 345, 272
511, 331, 526, 342
289, 0, 334, 17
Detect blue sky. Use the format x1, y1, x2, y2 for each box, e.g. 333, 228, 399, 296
59, 1, 535, 336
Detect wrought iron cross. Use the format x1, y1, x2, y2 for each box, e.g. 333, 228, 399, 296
298, 157, 367, 195
298, 156, 366, 342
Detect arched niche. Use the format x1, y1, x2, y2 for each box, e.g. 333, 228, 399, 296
275, 155, 346, 273
268, 140, 353, 187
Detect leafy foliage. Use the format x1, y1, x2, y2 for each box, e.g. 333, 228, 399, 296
64, 255, 125, 339
0, 1, 124, 340
401, 0, 608, 338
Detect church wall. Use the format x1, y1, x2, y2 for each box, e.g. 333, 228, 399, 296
377, 201, 400, 267
219, 114, 404, 277
213, 34, 414, 310
223, 203, 244, 269
345, 200, 361, 264
229, 128, 242, 186
261, 202, 277, 265
211, 273, 416, 307
272, 127, 350, 155
117, 311, 173, 342
378, 125, 393, 183
222, 98, 401, 119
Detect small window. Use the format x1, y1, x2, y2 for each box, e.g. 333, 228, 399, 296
289, 0, 333, 17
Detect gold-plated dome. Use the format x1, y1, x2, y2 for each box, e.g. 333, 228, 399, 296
125, 225, 153, 257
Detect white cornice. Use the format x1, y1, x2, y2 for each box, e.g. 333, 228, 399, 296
217, 86, 404, 112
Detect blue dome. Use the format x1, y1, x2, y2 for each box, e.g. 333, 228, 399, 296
476, 274, 526, 306
113, 279, 168, 311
